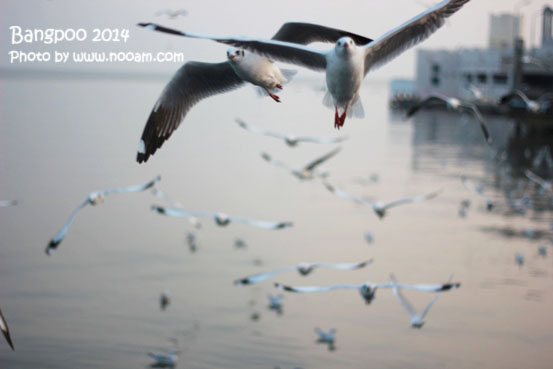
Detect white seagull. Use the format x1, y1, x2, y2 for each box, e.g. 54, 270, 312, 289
406, 94, 491, 144
500, 89, 542, 113
268, 294, 284, 313
236, 118, 347, 147
323, 182, 441, 219
139, 0, 471, 128
261, 147, 341, 181
0, 200, 17, 207
45, 176, 161, 255
0, 308, 14, 351
275, 279, 460, 305
315, 327, 336, 343
147, 348, 179, 367
151, 206, 293, 229
525, 169, 552, 193
136, 23, 373, 163
390, 273, 448, 328
234, 259, 373, 285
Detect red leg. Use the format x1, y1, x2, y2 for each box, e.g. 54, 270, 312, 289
275, 84, 283, 90
334, 106, 340, 129
265, 88, 281, 103
337, 103, 349, 128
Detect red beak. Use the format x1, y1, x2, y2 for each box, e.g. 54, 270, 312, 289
229, 54, 235, 59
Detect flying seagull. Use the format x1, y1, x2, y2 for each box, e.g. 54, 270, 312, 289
151, 187, 202, 228
151, 206, 292, 229
136, 23, 373, 163
500, 89, 542, 113
234, 259, 372, 285
390, 273, 449, 328
525, 169, 552, 192
147, 348, 179, 367
139, 0, 471, 128
236, 118, 347, 147
315, 327, 336, 344
262, 147, 341, 180
45, 176, 161, 255
323, 182, 441, 219
268, 294, 284, 313
275, 279, 459, 304
406, 94, 491, 144
0, 309, 14, 351
155, 9, 188, 19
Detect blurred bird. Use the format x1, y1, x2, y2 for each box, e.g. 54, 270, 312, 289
236, 118, 347, 147
538, 245, 547, 257
155, 9, 188, 19
406, 94, 491, 144
0, 200, 17, 207
234, 259, 372, 285
268, 294, 284, 313
364, 232, 374, 244
234, 238, 247, 249
525, 169, 552, 193
151, 187, 202, 229
136, 22, 374, 163
152, 206, 293, 229
261, 147, 341, 180
147, 348, 178, 367
186, 232, 198, 253
500, 89, 542, 113
515, 252, 524, 267
160, 290, 171, 311
0, 309, 14, 351
45, 176, 161, 255
315, 327, 335, 343
139, 0, 471, 128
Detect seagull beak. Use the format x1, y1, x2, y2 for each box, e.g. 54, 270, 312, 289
228, 54, 235, 60
344, 43, 349, 49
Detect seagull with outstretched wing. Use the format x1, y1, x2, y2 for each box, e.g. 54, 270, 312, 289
262, 147, 341, 180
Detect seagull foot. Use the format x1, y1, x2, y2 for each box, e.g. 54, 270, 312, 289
276, 84, 283, 90
334, 107, 340, 129
265, 88, 281, 103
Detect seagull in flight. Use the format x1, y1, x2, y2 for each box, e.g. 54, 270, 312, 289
315, 327, 336, 344
45, 176, 161, 255
500, 89, 543, 113
139, 0, 471, 128
261, 147, 341, 181
0, 309, 14, 351
147, 348, 179, 367
151, 187, 202, 228
0, 200, 17, 207
323, 182, 441, 219
525, 169, 552, 193
390, 273, 450, 328
236, 118, 347, 147
234, 259, 373, 285
151, 206, 293, 229
268, 294, 284, 313
275, 278, 459, 305
136, 23, 373, 163
406, 94, 491, 144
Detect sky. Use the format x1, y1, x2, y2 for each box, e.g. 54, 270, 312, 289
1, 0, 552, 80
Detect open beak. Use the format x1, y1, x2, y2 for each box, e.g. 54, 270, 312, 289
228, 54, 235, 60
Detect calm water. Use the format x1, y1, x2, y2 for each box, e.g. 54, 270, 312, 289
1, 72, 552, 369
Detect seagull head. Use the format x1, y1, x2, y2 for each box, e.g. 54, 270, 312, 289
411, 318, 425, 329
88, 192, 104, 205
227, 47, 245, 63
296, 263, 315, 276
335, 37, 356, 57
359, 283, 376, 304
214, 212, 230, 226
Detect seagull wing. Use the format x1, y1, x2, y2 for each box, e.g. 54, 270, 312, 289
397, 282, 460, 292
420, 292, 443, 319
406, 95, 448, 117
390, 275, 417, 318
0, 309, 14, 351
136, 61, 244, 163
271, 22, 373, 46
380, 189, 442, 211
275, 283, 363, 293
235, 266, 296, 284
46, 197, 91, 255
103, 176, 161, 195
138, 23, 328, 72
151, 206, 210, 218
459, 103, 492, 145
295, 135, 348, 144
363, 0, 470, 74
304, 147, 341, 171
316, 259, 374, 270
228, 215, 293, 230
235, 118, 286, 140
261, 152, 297, 172
323, 182, 371, 205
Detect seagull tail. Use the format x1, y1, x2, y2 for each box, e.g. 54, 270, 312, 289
322, 91, 334, 109
348, 96, 365, 119
280, 68, 297, 84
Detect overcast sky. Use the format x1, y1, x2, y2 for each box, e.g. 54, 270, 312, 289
1, 0, 552, 80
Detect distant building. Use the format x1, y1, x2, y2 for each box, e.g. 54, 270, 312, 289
489, 14, 521, 49
543, 6, 553, 49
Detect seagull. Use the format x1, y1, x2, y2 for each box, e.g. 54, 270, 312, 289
525, 169, 552, 192
315, 327, 335, 343
235, 118, 347, 147
160, 290, 171, 311
364, 232, 374, 244
515, 252, 524, 267
234, 259, 373, 285
461, 176, 494, 211
45, 176, 161, 255
538, 245, 547, 257
500, 89, 542, 113
323, 182, 441, 219
136, 23, 373, 163
389, 273, 448, 328
268, 294, 284, 313
155, 9, 188, 19
151, 206, 293, 229
406, 94, 491, 144
151, 187, 202, 228
0, 309, 14, 351
147, 348, 178, 367
275, 279, 459, 305
261, 147, 341, 180
234, 238, 247, 249
186, 232, 198, 253
0, 200, 17, 207
139, 0, 471, 128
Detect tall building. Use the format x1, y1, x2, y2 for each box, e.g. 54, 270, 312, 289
488, 14, 521, 49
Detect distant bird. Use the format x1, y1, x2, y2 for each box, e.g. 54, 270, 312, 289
323, 182, 441, 219
538, 245, 547, 257
261, 147, 341, 180
0, 200, 17, 207
406, 94, 491, 144
151, 187, 202, 228
500, 89, 542, 113
315, 327, 335, 343
389, 273, 447, 328
235, 118, 347, 147
461, 176, 494, 211
525, 170, 552, 193
234, 259, 372, 285
186, 232, 198, 253
268, 294, 284, 313
139, 0, 471, 128
155, 9, 188, 19
0, 309, 14, 351
147, 348, 178, 367
160, 290, 171, 311
152, 206, 293, 229
45, 176, 161, 255
275, 279, 459, 305
234, 238, 247, 249
515, 252, 524, 267
364, 232, 374, 244
136, 22, 374, 163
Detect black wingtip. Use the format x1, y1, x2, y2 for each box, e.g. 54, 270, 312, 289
234, 278, 249, 285
151, 205, 166, 214
275, 222, 293, 229
442, 282, 461, 291
45, 239, 60, 256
